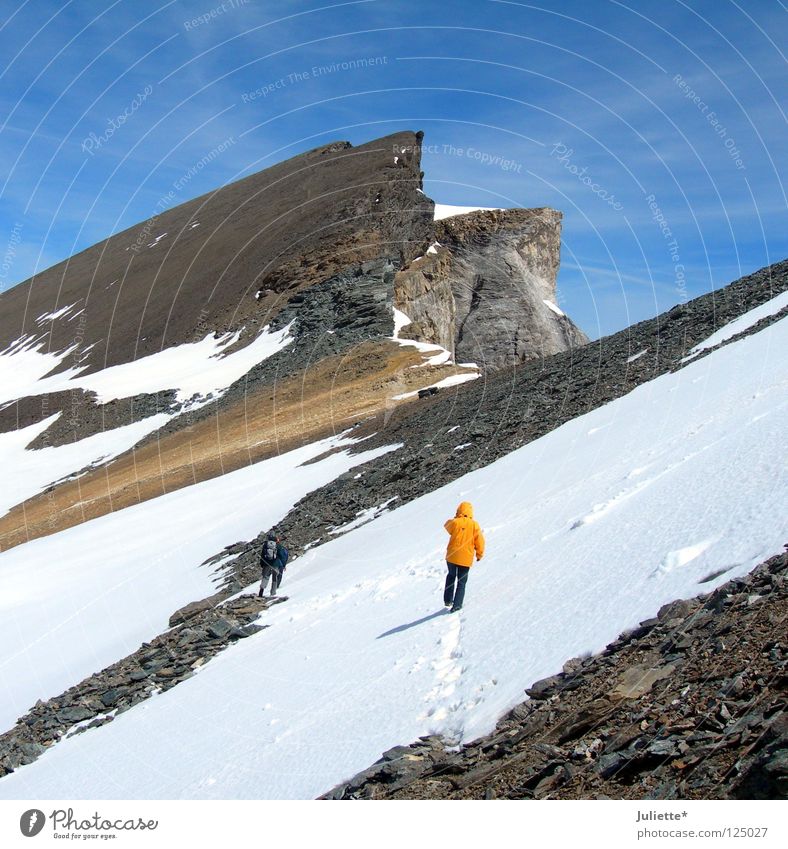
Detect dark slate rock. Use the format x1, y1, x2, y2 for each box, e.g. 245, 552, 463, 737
657, 599, 697, 621
129, 669, 152, 682
733, 748, 788, 799
526, 674, 564, 699
596, 751, 634, 779
380, 745, 415, 762
207, 619, 233, 639
647, 739, 680, 758
100, 688, 128, 708
56, 706, 93, 724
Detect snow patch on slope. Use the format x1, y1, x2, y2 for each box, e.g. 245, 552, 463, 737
0, 324, 293, 407
35, 303, 79, 324
434, 204, 500, 220
0, 412, 172, 517
684, 289, 788, 360
392, 371, 480, 400
542, 299, 565, 317
392, 307, 412, 339
390, 309, 455, 368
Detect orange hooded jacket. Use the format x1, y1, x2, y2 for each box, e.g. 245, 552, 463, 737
444, 501, 485, 568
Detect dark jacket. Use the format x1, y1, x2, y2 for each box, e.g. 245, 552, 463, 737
260, 541, 289, 571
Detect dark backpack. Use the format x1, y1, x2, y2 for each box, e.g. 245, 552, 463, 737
262, 539, 278, 564
279, 546, 289, 568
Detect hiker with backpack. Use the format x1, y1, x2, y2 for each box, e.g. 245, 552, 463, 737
443, 501, 485, 612
258, 532, 289, 598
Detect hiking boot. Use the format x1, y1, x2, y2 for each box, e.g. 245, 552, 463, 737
450, 606, 462, 613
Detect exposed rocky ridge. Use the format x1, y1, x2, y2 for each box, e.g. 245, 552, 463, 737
0, 134, 590, 459
438, 208, 587, 368
203, 259, 788, 594
322, 549, 787, 800
0, 133, 593, 519
0, 594, 285, 777
0, 130, 432, 380
394, 209, 588, 369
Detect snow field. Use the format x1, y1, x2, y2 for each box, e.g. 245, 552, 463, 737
0, 435, 398, 732
1, 313, 785, 800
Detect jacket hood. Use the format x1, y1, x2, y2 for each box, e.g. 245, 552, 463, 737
455, 501, 473, 519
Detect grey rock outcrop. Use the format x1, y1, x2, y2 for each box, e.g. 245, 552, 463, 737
393, 208, 589, 371
437, 208, 588, 369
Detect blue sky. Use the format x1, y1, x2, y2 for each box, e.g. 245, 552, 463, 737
0, 0, 785, 337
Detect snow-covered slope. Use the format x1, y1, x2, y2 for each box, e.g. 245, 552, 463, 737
0, 435, 396, 731
1, 314, 785, 800
0, 412, 172, 517
0, 324, 292, 406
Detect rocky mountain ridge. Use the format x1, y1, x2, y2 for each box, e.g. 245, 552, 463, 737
0, 131, 433, 376
205, 259, 788, 595
394, 208, 587, 368
0, 130, 590, 552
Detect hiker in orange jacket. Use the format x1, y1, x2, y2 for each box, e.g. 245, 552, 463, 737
443, 501, 485, 612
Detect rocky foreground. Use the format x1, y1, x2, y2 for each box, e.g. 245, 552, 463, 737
323, 549, 787, 800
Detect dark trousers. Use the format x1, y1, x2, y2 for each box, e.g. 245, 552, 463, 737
444, 562, 470, 610
259, 563, 281, 596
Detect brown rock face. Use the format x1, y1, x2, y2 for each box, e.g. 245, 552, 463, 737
393, 208, 588, 370
393, 250, 455, 352
0, 130, 434, 376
